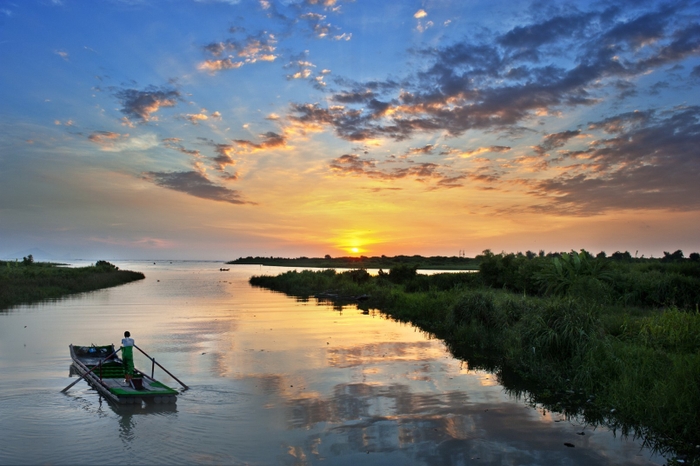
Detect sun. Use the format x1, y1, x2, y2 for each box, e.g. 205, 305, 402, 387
350, 247, 360, 254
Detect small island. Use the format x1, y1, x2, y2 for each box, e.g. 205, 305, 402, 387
0, 257, 145, 310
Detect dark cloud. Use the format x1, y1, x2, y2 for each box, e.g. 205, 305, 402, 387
88, 130, 125, 145
219, 172, 239, 181
211, 144, 236, 171
162, 138, 202, 157
233, 131, 287, 150
691, 64, 700, 78
142, 170, 251, 205
601, 5, 673, 50
534, 130, 581, 155
497, 11, 596, 51
586, 110, 652, 134
115, 86, 180, 123
288, 2, 699, 142
329, 154, 459, 186
406, 144, 435, 156
526, 106, 700, 214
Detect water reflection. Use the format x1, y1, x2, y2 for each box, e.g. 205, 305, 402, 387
115, 401, 178, 446
0, 263, 665, 465
284, 380, 655, 465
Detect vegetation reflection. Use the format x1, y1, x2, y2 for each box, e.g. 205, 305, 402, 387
250, 250, 700, 464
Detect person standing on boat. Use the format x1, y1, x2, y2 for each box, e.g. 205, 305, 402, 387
121, 331, 135, 382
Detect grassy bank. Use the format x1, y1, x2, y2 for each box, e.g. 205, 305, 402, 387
250, 255, 700, 463
0, 259, 145, 310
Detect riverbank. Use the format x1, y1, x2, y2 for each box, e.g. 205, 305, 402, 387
250, 256, 700, 464
0, 260, 145, 310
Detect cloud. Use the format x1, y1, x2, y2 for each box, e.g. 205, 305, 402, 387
198, 58, 245, 71
533, 130, 582, 156
328, 153, 459, 186
115, 86, 181, 123
87, 131, 159, 152
414, 9, 427, 19
286, 2, 699, 142
211, 144, 237, 170
183, 111, 209, 125
457, 146, 511, 158
199, 33, 277, 73
142, 170, 251, 205
88, 131, 129, 151
525, 106, 700, 214
405, 144, 435, 156
233, 131, 287, 151
162, 138, 202, 158
284, 53, 322, 84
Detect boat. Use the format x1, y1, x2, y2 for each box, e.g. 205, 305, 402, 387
68, 344, 180, 405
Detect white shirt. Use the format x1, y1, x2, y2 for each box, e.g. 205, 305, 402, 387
122, 337, 135, 347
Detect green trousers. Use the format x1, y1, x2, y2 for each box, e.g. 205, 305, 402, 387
122, 346, 134, 376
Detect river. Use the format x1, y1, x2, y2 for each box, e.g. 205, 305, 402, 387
0, 261, 664, 465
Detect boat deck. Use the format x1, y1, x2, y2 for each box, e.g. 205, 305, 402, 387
99, 377, 178, 397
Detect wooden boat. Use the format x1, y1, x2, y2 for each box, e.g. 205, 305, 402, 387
69, 344, 179, 405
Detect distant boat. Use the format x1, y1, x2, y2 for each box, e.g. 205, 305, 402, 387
68, 344, 179, 405
219, 268, 230, 271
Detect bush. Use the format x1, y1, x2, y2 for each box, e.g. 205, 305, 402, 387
95, 260, 119, 271
388, 264, 418, 284
341, 268, 371, 284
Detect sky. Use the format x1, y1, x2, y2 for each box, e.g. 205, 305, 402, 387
1, 0, 699, 260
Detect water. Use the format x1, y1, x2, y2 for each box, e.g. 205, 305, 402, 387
0, 261, 664, 465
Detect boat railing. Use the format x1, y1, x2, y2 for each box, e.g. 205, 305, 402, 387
134, 345, 189, 390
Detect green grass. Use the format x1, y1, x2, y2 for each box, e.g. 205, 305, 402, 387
250, 265, 700, 463
0, 260, 145, 309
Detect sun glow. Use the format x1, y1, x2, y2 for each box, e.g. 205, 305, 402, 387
350, 247, 360, 254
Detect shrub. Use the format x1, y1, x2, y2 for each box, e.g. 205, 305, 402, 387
95, 260, 119, 271
388, 264, 418, 284
341, 268, 371, 284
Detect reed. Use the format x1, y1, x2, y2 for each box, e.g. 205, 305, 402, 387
0, 260, 145, 309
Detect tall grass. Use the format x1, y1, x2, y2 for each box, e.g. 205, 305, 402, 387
0, 260, 145, 309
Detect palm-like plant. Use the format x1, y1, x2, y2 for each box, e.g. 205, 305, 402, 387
536, 250, 614, 296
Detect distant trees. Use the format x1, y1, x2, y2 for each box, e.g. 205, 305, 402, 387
661, 250, 684, 263
22, 254, 34, 265
611, 251, 632, 261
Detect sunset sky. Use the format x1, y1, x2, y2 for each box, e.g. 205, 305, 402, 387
1, 0, 699, 260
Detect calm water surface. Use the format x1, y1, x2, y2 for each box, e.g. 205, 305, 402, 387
0, 262, 664, 465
